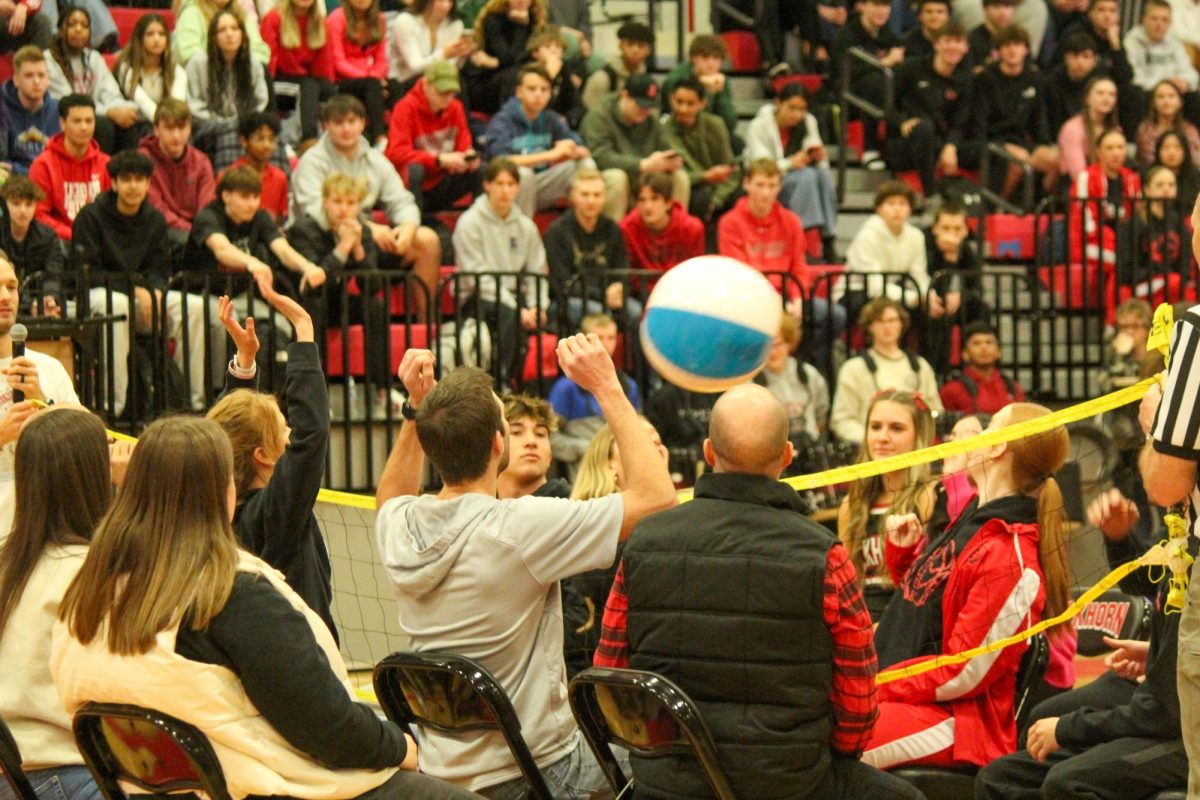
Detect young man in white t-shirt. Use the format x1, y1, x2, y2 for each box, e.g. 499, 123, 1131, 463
0, 255, 79, 539
374, 335, 676, 795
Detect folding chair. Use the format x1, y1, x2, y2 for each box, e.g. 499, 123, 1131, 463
890, 633, 1051, 800
0, 715, 39, 800
568, 667, 737, 800
372, 652, 552, 800
1074, 588, 1154, 657
71, 703, 232, 800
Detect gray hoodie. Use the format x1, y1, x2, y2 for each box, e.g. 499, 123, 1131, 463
374, 491, 623, 791
451, 192, 549, 308
291, 133, 420, 227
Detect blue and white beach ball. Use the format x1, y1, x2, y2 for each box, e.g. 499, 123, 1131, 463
640, 256, 782, 393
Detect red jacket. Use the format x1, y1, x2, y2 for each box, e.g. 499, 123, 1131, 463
619, 201, 704, 275
29, 133, 110, 241
385, 78, 472, 190
325, 8, 387, 80
140, 133, 215, 232
717, 196, 810, 298
939, 365, 1025, 414
881, 518, 1047, 767
261, 8, 334, 80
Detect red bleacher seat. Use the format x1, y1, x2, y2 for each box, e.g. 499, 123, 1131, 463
326, 323, 430, 377
718, 31, 760, 72
807, 264, 845, 297
896, 171, 923, 196
984, 213, 1035, 260
770, 73, 822, 97
0, 52, 12, 85
522, 332, 558, 382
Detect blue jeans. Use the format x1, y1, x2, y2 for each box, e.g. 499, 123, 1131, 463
477, 735, 629, 800
0, 766, 101, 800
780, 167, 839, 238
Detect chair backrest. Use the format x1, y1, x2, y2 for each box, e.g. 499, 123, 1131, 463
372, 652, 553, 800
0, 715, 40, 800
568, 667, 737, 800
1074, 588, 1154, 657
1014, 633, 1051, 733
72, 703, 232, 800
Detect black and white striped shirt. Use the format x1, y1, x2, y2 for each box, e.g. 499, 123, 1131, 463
1150, 303, 1200, 536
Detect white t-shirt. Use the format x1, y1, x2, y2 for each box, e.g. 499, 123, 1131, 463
375, 490, 624, 791
0, 348, 80, 540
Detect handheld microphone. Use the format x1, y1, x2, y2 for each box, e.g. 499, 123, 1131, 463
10, 323, 27, 404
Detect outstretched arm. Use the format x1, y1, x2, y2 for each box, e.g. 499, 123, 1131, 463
377, 349, 435, 506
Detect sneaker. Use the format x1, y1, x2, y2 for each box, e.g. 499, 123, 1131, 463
860, 149, 881, 164
865, 157, 888, 172
766, 62, 792, 80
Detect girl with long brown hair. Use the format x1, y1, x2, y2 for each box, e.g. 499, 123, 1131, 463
836, 389, 936, 620
863, 402, 1072, 771
260, 0, 334, 147
463, 0, 547, 114
112, 13, 186, 130
0, 407, 111, 800
52, 416, 481, 800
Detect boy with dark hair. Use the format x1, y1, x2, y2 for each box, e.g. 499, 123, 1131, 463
831, 0, 904, 166
887, 21, 974, 195
385, 61, 481, 215
72, 148, 171, 417
939, 320, 1026, 413
926, 199, 981, 317
1125, 0, 1199, 100
662, 34, 738, 141
140, 98, 215, 253
581, 19, 652, 110
901, 0, 950, 61
1, 45, 58, 176
664, 75, 739, 225
0, 176, 61, 298
967, 0, 1016, 68
29, 93, 108, 242
1055, 0, 1134, 87
1044, 30, 1100, 133
968, 24, 1060, 194
497, 393, 568, 500
839, 178, 931, 314
219, 112, 287, 224
528, 26, 582, 125
485, 63, 594, 218
619, 171, 703, 274
294, 93, 441, 319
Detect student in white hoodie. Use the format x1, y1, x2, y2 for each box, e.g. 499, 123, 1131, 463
0, 408, 112, 800
744, 83, 839, 262
1125, 0, 1200, 97
452, 157, 550, 385
292, 93, 441, 320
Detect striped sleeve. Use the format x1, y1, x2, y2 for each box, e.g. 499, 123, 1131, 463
823, 542, 879, 755
1152, 310, 1200, 460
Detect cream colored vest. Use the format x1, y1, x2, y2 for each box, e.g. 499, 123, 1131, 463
50, 552, 398, 800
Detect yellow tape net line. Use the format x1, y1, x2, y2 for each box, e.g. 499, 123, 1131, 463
875, 541, 1174, 685
105, 375, 1154, 511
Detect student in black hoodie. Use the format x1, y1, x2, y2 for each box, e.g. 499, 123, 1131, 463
831, 0, 904, 166
887, 20, 974, 195
900, 0, 950, 62
968, 24, 1060, 194
1044, 29, 1100, 133
1053, 0, 1139, 130
0, 176, 63, 312
206, 283, 337, 640
71, 148, 170, 417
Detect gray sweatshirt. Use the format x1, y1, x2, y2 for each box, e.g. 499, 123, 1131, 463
451, 192, 549, 309
291, 133, 420, 227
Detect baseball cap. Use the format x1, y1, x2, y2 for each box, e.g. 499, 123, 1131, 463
617, 20, 654, 45
425, 61, 461, 93
624, 74, 661, 108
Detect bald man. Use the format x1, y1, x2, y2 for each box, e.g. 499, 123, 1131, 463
594, 384, 925, 800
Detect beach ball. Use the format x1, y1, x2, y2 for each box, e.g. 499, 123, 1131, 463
640, 256, 782, 393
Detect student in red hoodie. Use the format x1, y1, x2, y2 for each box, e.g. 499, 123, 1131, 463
260, 0, 335, 150
139, 98, 215, 259
385, 61, 482, 214
718, 157, 845, 350
28, 93, 110, 242
619, 171, 703, 274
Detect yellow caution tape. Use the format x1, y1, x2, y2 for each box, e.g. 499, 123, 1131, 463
1148, 302, 1175, 369
875, 541, 1172, 685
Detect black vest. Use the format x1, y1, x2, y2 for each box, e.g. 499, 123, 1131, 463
622, 472, 837, 800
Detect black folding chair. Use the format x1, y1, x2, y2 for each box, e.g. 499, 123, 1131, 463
890, 633, 1051, 800
372, 652, 552, 800
0, 715, 40, 800
71, 703, 232, 800
1074, 588, 1154, 657
568, 667, 737, 800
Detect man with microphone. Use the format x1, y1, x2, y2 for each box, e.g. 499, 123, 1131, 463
0, 253, 78, 541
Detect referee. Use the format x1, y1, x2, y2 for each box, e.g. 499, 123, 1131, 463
1140, 199, 1200, 798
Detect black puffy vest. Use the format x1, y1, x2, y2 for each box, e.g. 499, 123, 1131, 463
622, 472, 837, 800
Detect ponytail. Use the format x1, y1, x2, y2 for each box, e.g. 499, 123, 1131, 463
1035, 476, 1072, 638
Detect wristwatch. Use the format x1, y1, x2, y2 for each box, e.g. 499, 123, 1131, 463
401, 400, 418, 421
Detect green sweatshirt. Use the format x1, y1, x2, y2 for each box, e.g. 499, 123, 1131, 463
578, 94, 672, 181
661, 62, 738, 137
664, 111, 740, 211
